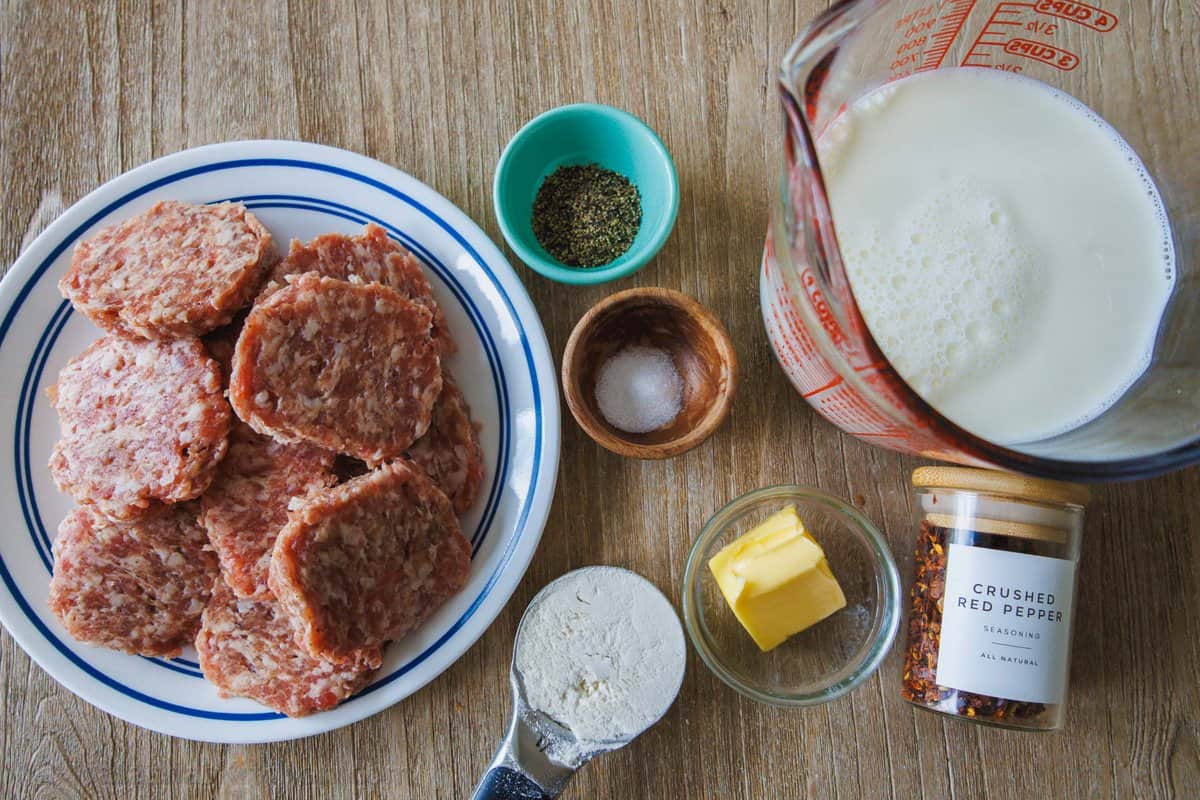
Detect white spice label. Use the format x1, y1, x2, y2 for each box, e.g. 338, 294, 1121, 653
935, 544, 1076, 705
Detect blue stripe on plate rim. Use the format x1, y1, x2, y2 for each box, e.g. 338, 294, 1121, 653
0, 158, 546, 722
15, 195, 513, 681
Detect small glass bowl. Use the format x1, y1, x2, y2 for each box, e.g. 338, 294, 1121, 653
682, 485, 901, 706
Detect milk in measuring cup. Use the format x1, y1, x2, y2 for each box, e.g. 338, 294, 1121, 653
819, 68, 1175, 445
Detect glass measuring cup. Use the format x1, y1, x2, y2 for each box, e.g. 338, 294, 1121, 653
762, 0, 1199, 481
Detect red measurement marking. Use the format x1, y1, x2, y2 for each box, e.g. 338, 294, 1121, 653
1033, 0, 1118, 32
799, 268, 848, 348
890, 0, 977, 79
962, 0, 1115, 70
1004, 37, 1080, 69
919, 0, 978, 72
854, 361, 890, 373
802, 375, 844, 399
963, 3, 1031, 68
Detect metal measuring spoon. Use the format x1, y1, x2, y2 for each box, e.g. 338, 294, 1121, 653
470, 567, 686, 800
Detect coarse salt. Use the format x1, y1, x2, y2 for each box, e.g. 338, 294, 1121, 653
594, 346, 683, 434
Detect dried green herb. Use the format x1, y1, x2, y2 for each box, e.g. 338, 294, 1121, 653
531, 163, 641, 267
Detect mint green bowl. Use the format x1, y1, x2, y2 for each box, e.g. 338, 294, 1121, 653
493, 104, 679, 285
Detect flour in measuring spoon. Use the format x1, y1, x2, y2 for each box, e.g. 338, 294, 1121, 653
514, 567, 686, 763
819, 68, 1176, 445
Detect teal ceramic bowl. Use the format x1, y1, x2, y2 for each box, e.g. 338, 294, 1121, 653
493, 104, 679, 285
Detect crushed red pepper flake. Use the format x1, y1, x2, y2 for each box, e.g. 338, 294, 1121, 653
901, 521, 1048, 723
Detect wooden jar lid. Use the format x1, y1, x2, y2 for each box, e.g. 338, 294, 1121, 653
912, 466, 1090, 507
924, 512, 1069, 543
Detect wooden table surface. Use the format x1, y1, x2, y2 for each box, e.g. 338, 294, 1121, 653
2, 1, 1198, 798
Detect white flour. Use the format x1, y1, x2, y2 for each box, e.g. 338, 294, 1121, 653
514, 567, 686, 761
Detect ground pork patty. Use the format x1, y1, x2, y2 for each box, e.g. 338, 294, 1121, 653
201, 314, 246, 383
196, 577, 382, 717
48, 504, 217, 657
264, 223, 455, 356
230, 273, 442, 464
199, 422, 337, 599
268, 460, 471, 660
407, 374, 484, 514
49, 336, 231, 521
60, 201, 275, 339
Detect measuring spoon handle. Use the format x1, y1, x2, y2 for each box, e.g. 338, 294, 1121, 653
472, 766, 555, 800
472, 683, 576, 800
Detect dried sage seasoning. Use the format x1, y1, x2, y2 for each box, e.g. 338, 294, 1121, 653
531, 164, 641, 267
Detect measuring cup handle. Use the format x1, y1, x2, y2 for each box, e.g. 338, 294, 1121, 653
472, 766, 555, 800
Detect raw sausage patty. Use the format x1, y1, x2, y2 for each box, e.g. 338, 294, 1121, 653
196, 577, 382, 717
60, 201, 274, 339
230, 274, 442, 464
407, 374, 484, 514
48, 504, 217, 657
265, 223, 455, 355
49, 336, 231, 521
201, 313, 246, 383
199, 422, 336, 599
269, 461, 471, 660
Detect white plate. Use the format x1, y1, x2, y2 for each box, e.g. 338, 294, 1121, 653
0, 141, 560, 742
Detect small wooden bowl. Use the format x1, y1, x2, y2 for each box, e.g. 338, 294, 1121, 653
562, 287, 738, 459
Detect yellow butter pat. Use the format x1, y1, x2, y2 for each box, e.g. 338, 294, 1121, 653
708, 505, 846, 651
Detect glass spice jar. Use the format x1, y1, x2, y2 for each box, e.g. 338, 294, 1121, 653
901, 467, 1089, 731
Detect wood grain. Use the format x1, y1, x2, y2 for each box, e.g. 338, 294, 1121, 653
1, 1, 1198, 798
